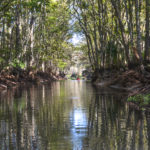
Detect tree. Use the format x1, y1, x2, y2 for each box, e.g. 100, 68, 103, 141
144, 0, 150, 61
0, 0, 73, 73
69, 0, 149, 71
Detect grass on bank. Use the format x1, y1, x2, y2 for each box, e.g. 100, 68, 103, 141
127, 94, 150, 106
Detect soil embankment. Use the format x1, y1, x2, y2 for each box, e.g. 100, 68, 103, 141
93, 67, 150, 96
0, 67, 57, 91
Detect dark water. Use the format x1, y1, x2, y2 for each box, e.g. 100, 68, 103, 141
0, 81, 150, 150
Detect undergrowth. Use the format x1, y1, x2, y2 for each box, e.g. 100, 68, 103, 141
127, 94, 150, 106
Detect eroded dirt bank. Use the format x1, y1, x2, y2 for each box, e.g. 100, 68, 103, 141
0, 68, 58, 91
93, 67, 150, 97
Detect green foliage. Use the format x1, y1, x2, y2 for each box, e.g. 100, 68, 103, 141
10, 59, 25, 69
0, 57, 5, 63
0, 0, 149, 74
127, 94, 150, 106
127, 94, 143, 103
106, 41, 118, 58
106, 41, 118, 66
0, 0, 73, 73
143, 94, 150, 105
54, 59, 67, 70
81, 1, 89, 9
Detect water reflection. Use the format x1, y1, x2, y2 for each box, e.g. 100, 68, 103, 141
0, 81, 150, 150
87, 94, 149, 150
71, 108, 88, 150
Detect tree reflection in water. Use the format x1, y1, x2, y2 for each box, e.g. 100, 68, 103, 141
0, 81, 150, 150
86, 93, 150, 150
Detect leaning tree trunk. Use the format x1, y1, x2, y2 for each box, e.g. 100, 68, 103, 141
144, 0, 150, 61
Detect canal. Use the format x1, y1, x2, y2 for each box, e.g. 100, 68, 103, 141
0, 81, 150, 150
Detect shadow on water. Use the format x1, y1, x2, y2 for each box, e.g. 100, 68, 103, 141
0, 81, 150, 150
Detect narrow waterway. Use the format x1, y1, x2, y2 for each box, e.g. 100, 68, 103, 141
0, 81, 150, 150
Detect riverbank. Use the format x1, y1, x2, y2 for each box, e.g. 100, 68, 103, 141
1, 66, 150, 109
0, 67, 57, 91
93, 66, 150, 108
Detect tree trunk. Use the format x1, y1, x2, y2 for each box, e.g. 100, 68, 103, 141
111, 0, 130, 65
30, 20, 34, 67
2, 18, 5, 50
15, 2, 21, 58
144, 0, 150, 61
135, 0, 143, 64
128, 0, 134, 52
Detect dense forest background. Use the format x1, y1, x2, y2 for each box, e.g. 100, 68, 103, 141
0, 0, 73, 74
0, 0, 150, 74
70, 0, 150, 71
